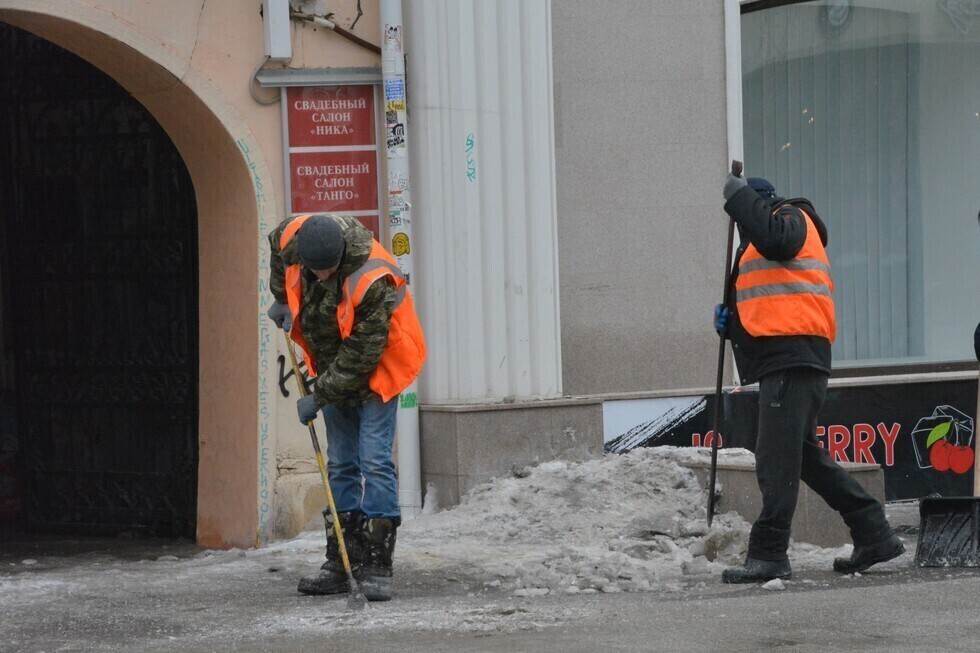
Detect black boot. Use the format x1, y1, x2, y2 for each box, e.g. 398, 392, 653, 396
358, 517, 397, 601
297, 510, 364, 595
723, 524, 792, 584
722, 557, 792, 584
833, 504, 905, 574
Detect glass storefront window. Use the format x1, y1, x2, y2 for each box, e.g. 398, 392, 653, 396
741, 0, 980, 368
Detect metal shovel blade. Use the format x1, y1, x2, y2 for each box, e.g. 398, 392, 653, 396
346, 579, 369, 611
915, 497, 980, 567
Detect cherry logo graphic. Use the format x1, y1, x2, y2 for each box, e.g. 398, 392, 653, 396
949, 445, 974, 474
925, 420, 974, 475
929, 439, 952, 472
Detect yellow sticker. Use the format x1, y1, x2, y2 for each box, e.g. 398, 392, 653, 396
387, 100, 406, 112
391, 233, 410, 256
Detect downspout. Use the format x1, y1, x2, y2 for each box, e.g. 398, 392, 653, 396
724, 0, 744, 387
724, 0, 744, 175
380, 0, 422, 520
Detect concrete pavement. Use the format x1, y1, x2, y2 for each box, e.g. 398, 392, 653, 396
4, 502, 980, 652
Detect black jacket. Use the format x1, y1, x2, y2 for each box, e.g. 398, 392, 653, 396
974, 321, 980, 362
722, 185, 833, 385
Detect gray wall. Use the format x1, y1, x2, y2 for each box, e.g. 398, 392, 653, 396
552, 0, 732, 395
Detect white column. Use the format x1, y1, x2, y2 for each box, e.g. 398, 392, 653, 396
404, 0, 562, 403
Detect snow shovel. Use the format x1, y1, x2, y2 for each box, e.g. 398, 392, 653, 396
283, 334, 369, 610
707, 159, 742, 527
915, 362, 980, 567
915, 405, 980, 567
914, 217, 980, 567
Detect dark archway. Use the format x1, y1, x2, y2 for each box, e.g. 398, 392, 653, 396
0, 24, 199, 538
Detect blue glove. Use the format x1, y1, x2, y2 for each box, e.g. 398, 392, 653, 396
267, 302, 293, 331
723, 172, 747, 201
713, 304, 729, 333
297, 395, 320, 425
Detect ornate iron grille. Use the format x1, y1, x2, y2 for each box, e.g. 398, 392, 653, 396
0, 24, 199, 537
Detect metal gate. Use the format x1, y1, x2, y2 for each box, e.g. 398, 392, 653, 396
0, 25, 199, 537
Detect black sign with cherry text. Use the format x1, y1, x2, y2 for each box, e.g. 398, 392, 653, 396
603, 377, 978, 501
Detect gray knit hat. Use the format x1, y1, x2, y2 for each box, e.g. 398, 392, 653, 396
297, 215, 345, 270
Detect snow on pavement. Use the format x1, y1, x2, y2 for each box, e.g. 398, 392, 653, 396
0, 446, 882, 647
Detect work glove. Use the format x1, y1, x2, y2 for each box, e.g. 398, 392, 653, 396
267, 301, 293, 331
713, 304, 729, 333
723, 172, 747, 201
297, 394, 320, 425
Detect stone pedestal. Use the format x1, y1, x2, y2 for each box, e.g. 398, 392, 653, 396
420, 398, 604, 508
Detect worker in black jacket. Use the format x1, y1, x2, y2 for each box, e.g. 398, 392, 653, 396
716, 173, 904, 583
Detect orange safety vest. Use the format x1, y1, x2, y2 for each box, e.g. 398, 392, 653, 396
735, 208, 836, 343
280, 215, 426, 402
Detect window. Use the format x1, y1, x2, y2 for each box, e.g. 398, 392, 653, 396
741, 0, 980, 368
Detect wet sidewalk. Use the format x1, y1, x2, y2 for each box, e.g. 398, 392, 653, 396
3, 501, 978, 652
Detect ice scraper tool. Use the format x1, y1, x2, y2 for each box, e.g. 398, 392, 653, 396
707, 159, 742, 528
284, 333, 369, 610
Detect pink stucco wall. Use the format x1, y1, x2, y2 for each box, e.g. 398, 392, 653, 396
0, 0, 382, 547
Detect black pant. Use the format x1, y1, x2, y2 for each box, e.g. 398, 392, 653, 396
753, 368, 878, 549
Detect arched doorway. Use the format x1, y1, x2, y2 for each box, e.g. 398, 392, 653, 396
0, 23, 199, 537
0, 4, 274, 549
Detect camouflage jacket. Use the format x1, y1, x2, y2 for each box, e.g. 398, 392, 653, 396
268, 215, 396, 408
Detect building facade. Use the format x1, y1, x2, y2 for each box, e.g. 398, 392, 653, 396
0, 0, 976, 548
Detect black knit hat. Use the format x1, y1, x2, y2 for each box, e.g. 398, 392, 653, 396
297, 216, 345, 270
747, 177, 776, 200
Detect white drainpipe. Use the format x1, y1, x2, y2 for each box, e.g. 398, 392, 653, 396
380, 0, 422, 520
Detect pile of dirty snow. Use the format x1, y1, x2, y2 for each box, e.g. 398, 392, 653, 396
399, 447, 767, 595
269, 446, 870, 598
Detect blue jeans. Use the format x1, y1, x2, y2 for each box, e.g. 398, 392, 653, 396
321, 396, 400, 522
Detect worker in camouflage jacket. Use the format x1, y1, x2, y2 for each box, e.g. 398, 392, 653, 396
267, 214, 426, 601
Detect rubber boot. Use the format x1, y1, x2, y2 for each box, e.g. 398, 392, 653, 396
833, 504, 905, 574
297, 510, 364, 595
358, 517, 397, 601
722, 524, 792, 584
721, 557, 792, 584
